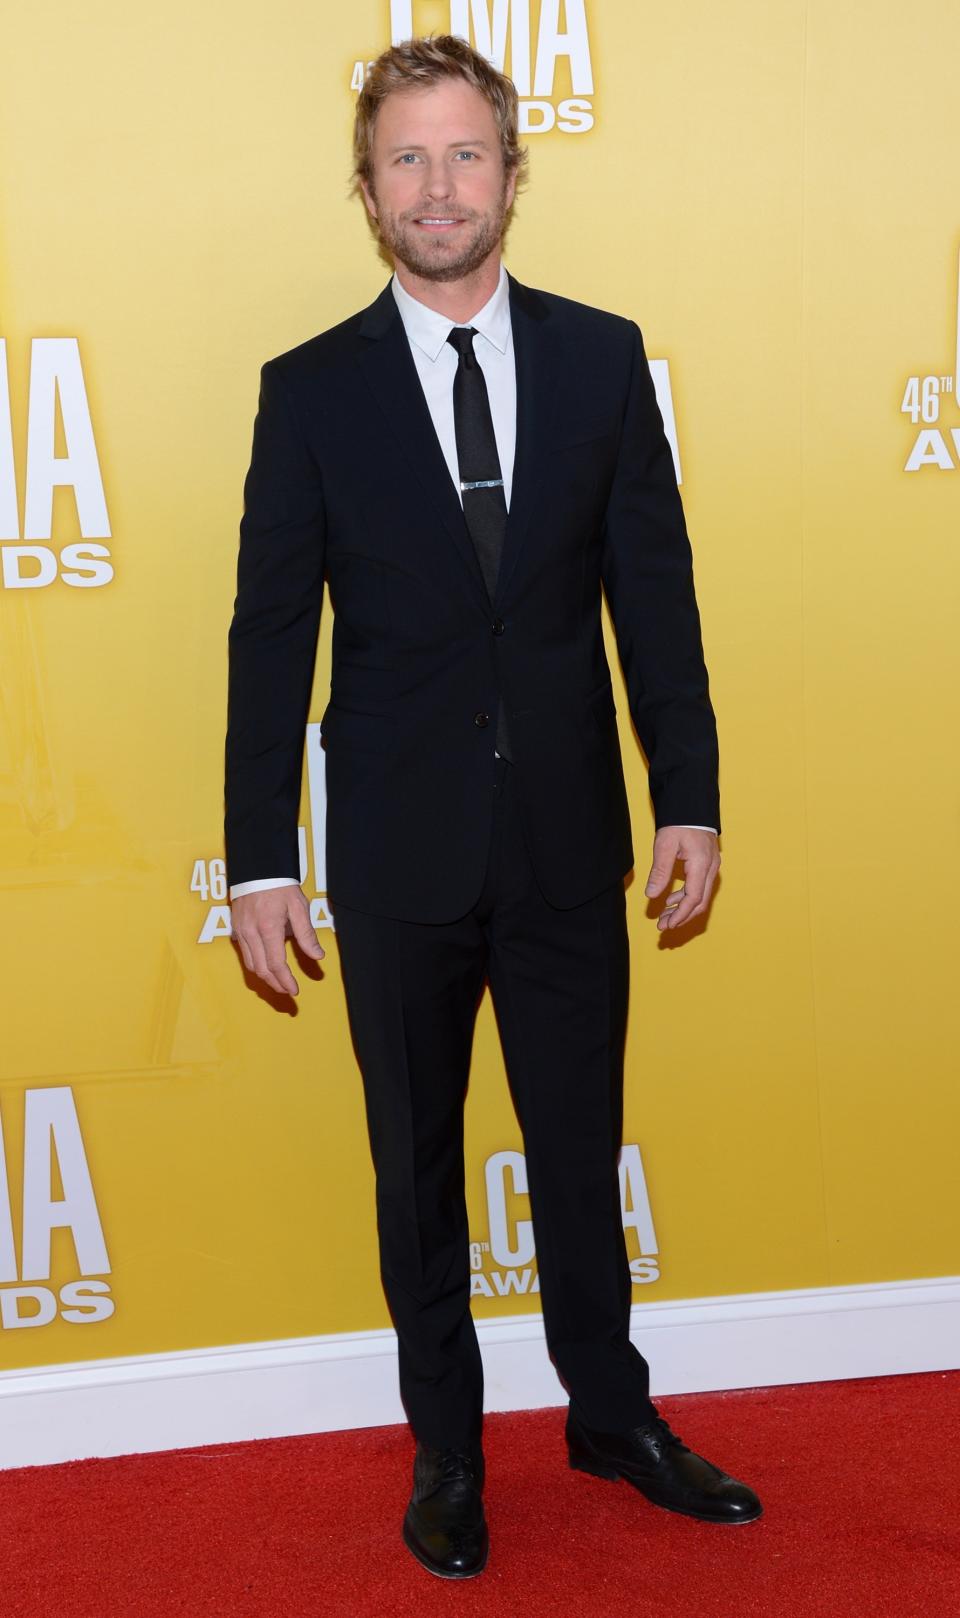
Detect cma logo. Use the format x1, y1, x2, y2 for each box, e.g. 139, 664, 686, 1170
470, 1144, 660, 1299
0, 337, 113, 589
0, 1087, 114, 1331
387, 0, 595, 135
900, 245, 960, 472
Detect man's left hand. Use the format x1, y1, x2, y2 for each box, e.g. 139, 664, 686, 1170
644, 827, 720, 932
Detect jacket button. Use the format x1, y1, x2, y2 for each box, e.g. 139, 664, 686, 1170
474, 712, 489, 728
491, 618, 505, 635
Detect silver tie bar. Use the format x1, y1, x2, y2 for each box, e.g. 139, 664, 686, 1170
460, 478, 504, 491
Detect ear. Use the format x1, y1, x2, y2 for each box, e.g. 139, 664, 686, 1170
504, 165, 518, 211
359, 176, 377, 220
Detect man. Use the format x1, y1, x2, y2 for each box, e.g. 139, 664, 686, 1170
225, 33, 761, 1580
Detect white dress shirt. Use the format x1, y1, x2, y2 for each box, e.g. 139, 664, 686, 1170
229, 265, 715, 899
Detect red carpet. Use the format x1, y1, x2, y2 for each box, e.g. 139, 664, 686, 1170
2, 1372, 957, 1617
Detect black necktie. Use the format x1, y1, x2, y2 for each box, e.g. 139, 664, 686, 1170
446, 326, 512, 760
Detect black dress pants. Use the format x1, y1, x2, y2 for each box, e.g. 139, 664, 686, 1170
331, 755, 656, 1448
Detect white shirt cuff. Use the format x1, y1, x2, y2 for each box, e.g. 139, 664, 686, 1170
229, 877, 301, 899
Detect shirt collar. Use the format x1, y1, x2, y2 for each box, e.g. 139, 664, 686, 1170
390, 260, 511, 362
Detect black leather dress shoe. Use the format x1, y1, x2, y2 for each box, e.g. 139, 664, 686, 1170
402, 1442, 489, 1578
566, 1405, 762, 1524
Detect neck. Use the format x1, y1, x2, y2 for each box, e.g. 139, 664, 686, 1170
393, 248, 502, 323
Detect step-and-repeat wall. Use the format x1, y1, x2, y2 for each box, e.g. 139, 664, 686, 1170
1, 1, 957, 1371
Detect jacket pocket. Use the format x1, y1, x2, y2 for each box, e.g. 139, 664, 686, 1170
551, 418, 616, 451
319, 701, 394, 748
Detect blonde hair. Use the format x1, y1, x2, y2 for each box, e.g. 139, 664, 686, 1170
351, 34, 529, 197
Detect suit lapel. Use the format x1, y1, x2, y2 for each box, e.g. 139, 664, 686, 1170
354, 270, 563, 610
495, 271, 562, 607
355, 280, 489, 607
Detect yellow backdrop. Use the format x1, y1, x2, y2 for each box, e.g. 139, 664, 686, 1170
1, 0, 957, 1369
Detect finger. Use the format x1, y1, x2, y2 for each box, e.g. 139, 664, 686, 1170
249, 925, 300, 997
659, 896, 694, 929
660, 886, 702, 928
288, 898, 326, 960
659, 860, 716, 929
262, 926, 301, 995
233, 929, 255, 974
644, 837, 681, 897
687, 862, 719, 916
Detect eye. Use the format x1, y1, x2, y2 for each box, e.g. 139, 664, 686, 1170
397, 153, 420, 164
454, 150, 478, 160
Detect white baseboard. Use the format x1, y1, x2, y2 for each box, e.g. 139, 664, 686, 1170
2, 1275, 957, 1471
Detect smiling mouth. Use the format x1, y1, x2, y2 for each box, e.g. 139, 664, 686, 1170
414, 217, 466, 230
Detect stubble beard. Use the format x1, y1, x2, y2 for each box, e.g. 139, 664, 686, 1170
369, 176, 512, 283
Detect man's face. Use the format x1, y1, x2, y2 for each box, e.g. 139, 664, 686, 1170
360, 78, 517, 282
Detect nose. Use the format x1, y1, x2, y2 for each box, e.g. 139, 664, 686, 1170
420, 157, 455, 203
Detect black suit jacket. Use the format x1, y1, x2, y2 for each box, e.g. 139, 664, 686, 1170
224, 270, 721, 922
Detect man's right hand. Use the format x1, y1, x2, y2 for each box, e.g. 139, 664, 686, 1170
230, 886, 325, 998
